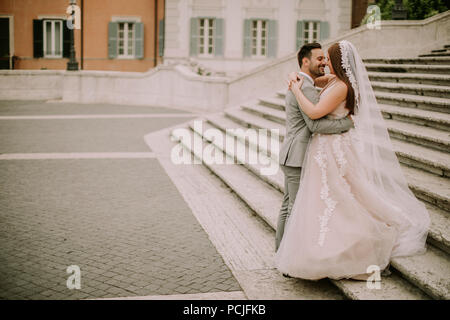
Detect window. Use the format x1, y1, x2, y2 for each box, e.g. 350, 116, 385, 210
243, 19, 276, 58
108, 21, 143, 59
303, 21, 320, 45
189, 18, 223, 57
251, 20, 267, 57
43, 20, 63, 58
296, 20, 329, 50
198, 18, 215, 57
118, 22, 135, 58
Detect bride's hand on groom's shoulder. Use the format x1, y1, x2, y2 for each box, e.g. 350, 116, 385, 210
286, 72, 303, 92
286, 78, 301, 92
291, 76, 303, 92
288, 71, 299, 82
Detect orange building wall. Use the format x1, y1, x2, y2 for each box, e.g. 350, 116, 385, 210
0, 0, 165, 72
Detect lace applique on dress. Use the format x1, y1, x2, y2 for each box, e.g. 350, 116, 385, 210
332, 135, 355, 201
314, 135, 338, 247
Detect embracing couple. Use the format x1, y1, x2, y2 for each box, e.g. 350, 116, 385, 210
274, 41, 431, 281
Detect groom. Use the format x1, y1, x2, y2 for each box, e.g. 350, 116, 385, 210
275, 42, 354, 252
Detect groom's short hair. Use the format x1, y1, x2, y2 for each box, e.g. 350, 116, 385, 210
298, 42, 322, 67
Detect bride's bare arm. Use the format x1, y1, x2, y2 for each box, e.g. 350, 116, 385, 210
314, 74, 336, 88
290, 77, 347, 119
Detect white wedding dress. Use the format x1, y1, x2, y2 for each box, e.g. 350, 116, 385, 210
275, 41, 430, 280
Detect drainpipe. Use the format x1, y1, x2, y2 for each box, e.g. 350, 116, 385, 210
81, 0, 84, 69
154, 0, 158, 67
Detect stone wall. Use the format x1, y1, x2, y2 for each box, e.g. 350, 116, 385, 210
1, 11, 448, 111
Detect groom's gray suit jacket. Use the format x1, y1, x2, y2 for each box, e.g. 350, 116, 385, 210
279, 76, 353, 167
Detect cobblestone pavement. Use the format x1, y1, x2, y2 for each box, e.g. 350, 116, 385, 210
0, 100, 242, 300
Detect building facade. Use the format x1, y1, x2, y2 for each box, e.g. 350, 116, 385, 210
164, 0, 353, 76
0, 0, 165, 72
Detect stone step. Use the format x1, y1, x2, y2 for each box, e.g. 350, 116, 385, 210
259, 96, 286, 111
391, 139, 450, 178
365, 63, 450, 75
370, 81, 450, 99
173, 125, 282, 234
386, 118, 450, 153
277, 83, 450, 100
374, 91, 449, 114
368, 72, 450, 86
200, 113, 450, 254
330, 274, 429, 300
240, 102, 450, 154
419, 53, 450, 58
380, 104, 450, 132
223, 106, 450, 211
241, 104, 285, 125
266, 94, 450, 131
401, 165, 450, 213
427, 204, 450, 255
172, 126, 431, 299
224, 107, 286, 141
231, 101, 450, 176
204, 113, 279, 161
431, 48, 450, 53
391, 245, 450, 300
188, 118, 284, 193
363, 57, 450, 66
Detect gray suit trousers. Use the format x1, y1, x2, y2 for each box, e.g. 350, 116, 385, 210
275, 164, 302, 251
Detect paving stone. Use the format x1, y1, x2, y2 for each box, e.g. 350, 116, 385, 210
0, 102, 241, 299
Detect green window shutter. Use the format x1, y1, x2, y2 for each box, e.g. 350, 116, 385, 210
214, 18, 224, 57
108, 22, 118, 59
190, 18, 199, 56
33, 19, 43, 58
134, 22, 144, 59
267, 20, 278, 58
320, 21, 329, 41
243, 19, 251, 58
296, 20, 304, 50
158, 19, 165, 57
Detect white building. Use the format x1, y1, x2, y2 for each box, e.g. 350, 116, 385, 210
163, 0, 353, 76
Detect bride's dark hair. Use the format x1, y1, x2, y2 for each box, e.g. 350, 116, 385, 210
328, 42, 356, 115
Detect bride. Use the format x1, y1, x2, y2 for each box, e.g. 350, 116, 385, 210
274, 40, 430, 280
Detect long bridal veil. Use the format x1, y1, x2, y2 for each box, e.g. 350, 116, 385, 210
339, 40, 430, 257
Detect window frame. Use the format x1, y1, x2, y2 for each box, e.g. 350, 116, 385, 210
251, 19, 267, 58
117, 22, 136, 59
197, 18, 215, 58
43, 19, 63, 59
303, 21, 320, 45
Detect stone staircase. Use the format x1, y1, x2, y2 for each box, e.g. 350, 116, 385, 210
419, 44, 450, 57
170, 47, 450, 300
